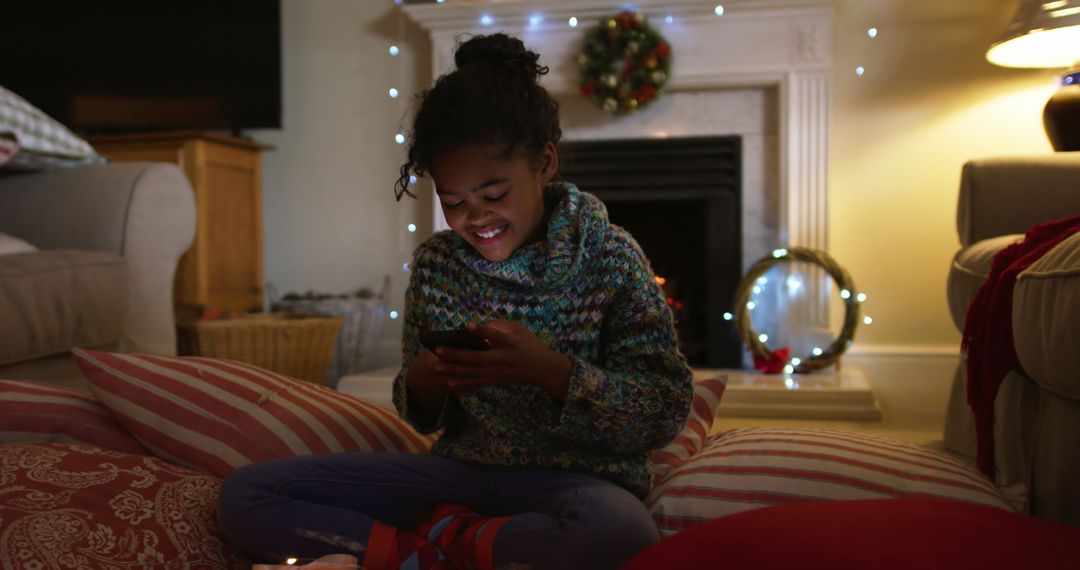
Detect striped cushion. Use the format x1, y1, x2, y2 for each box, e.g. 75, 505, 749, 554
647, 427, 1012, 536
72, 348, 436, 478
650, 376, 726, 485
0, 380, 149, 454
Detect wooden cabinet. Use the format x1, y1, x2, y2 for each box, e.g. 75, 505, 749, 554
89, 131, 272, 312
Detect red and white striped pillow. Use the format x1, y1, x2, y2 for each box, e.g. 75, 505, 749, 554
650, 376, 726, 485
0, 379, 150, 454
72, 348, 436, 478
647, 427, 1013, 536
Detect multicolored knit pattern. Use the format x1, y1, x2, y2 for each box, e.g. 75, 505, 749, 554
393, 183, 694, 498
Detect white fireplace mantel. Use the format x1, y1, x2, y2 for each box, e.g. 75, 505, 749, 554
402, 0, 834, 254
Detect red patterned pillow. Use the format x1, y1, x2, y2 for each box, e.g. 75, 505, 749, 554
72, 348, 436, 478
650, 376, 726, 485
0, 380, 149, 454
647, 427, 1013, 536
0, 442, 248, 569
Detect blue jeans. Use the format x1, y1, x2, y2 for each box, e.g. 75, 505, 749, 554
217, 452, 659, 570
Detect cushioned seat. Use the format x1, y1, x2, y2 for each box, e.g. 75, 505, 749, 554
1013, 231, 1080, 390
947, 234, 1021, 329
0, 250, 126, 366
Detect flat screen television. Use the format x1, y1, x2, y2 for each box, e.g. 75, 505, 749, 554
1, 1, 281, 134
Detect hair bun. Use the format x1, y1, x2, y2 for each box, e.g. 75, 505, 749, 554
455, 33, 548, 80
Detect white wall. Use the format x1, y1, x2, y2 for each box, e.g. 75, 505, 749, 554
832, 0, 1057, 350
252, 0, 433, 368
831, 0, 1056, 429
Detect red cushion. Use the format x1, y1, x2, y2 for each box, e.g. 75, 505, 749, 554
0, 442, 248, 568
623, 498, 1079, 570
0, 379, 149, 454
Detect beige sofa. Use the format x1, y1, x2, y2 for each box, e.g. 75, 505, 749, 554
944, 153, 1080, 524
0, 162, 195, 389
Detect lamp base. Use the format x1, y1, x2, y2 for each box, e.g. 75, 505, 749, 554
1044, 69, 1080, 152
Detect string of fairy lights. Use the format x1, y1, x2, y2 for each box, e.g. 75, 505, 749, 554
383, 2, 879, 374
390, 0, 410, 323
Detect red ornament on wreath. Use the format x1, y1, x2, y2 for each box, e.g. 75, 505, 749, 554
576, 10, 672, 115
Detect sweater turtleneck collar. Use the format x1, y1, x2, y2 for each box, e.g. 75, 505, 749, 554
454, 182, 609, 289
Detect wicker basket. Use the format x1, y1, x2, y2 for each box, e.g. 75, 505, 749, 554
274, 296, 388, 384
177, 313, 344, 385
270, 276, 391, 386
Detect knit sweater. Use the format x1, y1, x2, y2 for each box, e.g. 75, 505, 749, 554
393, 182, 694, 498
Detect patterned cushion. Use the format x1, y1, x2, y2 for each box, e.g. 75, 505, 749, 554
0, 380, 149, 454
647, 427, 1013, 535
649, 376, 726, 485
0, 84, 104, 171
0, 442, 248, 569
72, 348, 436, 478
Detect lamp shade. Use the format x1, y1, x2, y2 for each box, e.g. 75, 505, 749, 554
987, 0, 1080, 68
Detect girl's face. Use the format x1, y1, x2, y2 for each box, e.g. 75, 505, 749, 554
429, 142, 558, 262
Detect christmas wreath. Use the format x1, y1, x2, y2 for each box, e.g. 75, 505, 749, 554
732, 247, 863, 374
577, 10, 672, 115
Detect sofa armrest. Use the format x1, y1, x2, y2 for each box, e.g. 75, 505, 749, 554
958, 153, 1080, 247
0, 162, 196, 355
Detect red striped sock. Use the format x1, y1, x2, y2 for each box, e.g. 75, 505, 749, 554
362, 520, 448, 570
414, 504, 511, 570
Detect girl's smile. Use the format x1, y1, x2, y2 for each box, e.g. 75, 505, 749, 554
430, 142, 558, 262
472, 224, 509, 242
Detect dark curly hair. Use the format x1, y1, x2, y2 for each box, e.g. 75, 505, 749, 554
395, 33, 562, 201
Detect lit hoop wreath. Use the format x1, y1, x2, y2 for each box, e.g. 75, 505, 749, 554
733, 247, 861, 374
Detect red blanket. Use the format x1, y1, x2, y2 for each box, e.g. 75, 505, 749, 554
962, 215, 1080, 478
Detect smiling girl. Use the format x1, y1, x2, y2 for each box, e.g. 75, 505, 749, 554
218, 34, 693, 570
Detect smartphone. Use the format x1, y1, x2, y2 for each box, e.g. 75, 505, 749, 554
419, 329, 491, 352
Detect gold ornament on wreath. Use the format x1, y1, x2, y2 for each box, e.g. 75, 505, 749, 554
732, 247, 866, 375
577, 10, 672, 115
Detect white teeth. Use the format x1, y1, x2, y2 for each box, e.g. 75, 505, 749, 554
475, 226, 506, 239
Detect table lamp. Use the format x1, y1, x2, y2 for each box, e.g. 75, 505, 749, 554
987, 0, 1080, 151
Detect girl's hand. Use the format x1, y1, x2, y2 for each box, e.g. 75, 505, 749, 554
404, 348, 451, 418
432, 321, 572, 400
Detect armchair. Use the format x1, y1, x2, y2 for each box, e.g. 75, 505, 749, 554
0, 162, 195, 389
944, 153, 1080, 524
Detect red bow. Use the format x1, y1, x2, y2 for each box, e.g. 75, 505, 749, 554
752, 347, 791, 374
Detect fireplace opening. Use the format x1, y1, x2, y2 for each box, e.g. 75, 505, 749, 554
559, 136, 743, 367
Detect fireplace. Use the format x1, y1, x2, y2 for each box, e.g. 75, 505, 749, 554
559, 136, 743, 367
